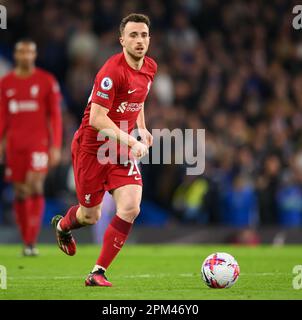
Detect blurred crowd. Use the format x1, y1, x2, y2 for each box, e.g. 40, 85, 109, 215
1, 0, 302, 228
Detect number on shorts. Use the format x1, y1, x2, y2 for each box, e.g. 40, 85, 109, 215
31, 152, 48, 170
124, 159, 141, 176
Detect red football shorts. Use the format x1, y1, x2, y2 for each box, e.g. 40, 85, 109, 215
71, 132, 143, 208
5, 148, 48, 183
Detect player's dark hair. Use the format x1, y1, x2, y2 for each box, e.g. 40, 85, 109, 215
120, 13, 150, 35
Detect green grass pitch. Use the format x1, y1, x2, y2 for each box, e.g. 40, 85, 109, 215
0, 244, 301, 300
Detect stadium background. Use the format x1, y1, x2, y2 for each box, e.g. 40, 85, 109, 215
1, 0, 302, 244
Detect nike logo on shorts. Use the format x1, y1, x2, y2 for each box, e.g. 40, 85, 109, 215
128, 89, 137, 94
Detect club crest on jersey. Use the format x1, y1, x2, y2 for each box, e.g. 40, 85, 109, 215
100, 77, 113, 91
30, 85, 39, 97
6, 89, 16, 97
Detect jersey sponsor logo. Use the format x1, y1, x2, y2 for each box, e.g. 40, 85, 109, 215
96, 91, 109, 99
126, 102, 144, 112
116, 102, 143, 113
100, 77, 113, 91
8, 100, 39, 113
116, 102, 127, 113
30, 85, 39, 97
128, 89, 137, 94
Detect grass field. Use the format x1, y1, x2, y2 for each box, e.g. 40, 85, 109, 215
0, 244, 301, 300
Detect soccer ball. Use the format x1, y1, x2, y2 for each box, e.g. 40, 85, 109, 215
201, 252, 240, 289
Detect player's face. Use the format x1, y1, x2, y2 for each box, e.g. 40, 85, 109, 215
14, 43, 37, 69
120, 22, 150, 60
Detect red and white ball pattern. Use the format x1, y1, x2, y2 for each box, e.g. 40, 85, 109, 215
201, 252, 240, 289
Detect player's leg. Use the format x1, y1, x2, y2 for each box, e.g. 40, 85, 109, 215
52, 202, 103, 256
85, 184, 142, 287
17, 150, 49, 256
98, 184, 142, 266
51, 131, 106, 255
24, 171, 47, 255
58, 203, 102, 230
13, 182, 32, 254
6, 149, 34, 255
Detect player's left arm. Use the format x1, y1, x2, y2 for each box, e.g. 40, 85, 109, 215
0, 79, 8, 163
136, 103, 153, 147
136, 59, 157, 147
46, 76, 63, 167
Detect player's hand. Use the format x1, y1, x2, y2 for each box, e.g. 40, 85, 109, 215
130, 141, 149, 159
138, 128, 153, 147
49, 147, 61, 168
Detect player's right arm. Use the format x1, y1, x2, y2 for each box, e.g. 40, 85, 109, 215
89, 64, 148, 159
89, 103, 148, 159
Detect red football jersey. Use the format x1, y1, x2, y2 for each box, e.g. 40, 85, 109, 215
0, 68, 62, 152
78, 52, 157, 155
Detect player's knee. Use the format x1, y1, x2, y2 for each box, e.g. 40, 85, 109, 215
83, 215, 99, 225
120, 205, 140, 221
14, 185, 30, 200
30, 187, 43, 197
79, 206, 101, 225
15, 191, 27, 201
29, 181, 44, 196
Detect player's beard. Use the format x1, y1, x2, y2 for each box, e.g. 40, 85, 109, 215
16, 61, 35, 75
127, 48, 146, 62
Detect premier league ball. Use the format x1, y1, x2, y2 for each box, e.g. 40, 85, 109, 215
201, 252, 240, 289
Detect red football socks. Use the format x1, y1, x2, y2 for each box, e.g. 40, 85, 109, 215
59, 205, 83, 231
96, 214, 133, 270
14, 199, 30, 245
26, 195, 45, 245
14, 195, 45, 246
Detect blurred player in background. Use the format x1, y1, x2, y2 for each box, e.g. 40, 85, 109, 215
52, 13, 157, 287
0, 40, 62, 256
